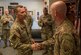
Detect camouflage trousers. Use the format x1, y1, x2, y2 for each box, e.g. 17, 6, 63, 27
2, 29, 10, 47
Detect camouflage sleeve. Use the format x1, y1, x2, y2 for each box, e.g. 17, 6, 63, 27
52, 22, 55, 34
41, 36, 55, 47
27, 15, 33, 28
45, 16, 54, 26
27, 15, 33, 39
60, 33, 76, 55
46, 20, 53, 26
10, 15, 14, 21
1, 16, 4, 23
1, 16, 8, 25
9, 28, 32, 50
38, 16, 44, 27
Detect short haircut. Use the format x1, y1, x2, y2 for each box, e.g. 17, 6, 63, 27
14, 5, 23, 14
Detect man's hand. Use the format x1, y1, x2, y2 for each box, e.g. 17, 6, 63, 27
3, 18, 9, 24
3, 20, 9, 24
31, 39, 35, 44
31, 43, 41, 50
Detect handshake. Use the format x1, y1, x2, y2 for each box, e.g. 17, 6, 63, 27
31, 43, 42, 51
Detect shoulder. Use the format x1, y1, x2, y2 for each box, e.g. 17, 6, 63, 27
9, 22, 18, 37
63, 19, 73, 33
10, 22, 21, 38
1, 15, 5, 18
27, 15, 32, 18
8, 14, 13, 17
40, 15, 44, 18
48, 14, 51, 16
54, 19, 74, 41
26, 15, 32, 20
10, 22, 19, 31
56, 19, 73, 34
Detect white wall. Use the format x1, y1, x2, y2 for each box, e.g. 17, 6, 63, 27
0, 0, 43, 9
0, 0, 44, 18
0, 0, 44, 29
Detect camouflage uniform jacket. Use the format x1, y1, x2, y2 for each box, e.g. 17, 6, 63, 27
9, 20, 33, 55
25, 15, 33, 38
42, 19, 76, 55
38, 14, 54, 40
1, 14, 14, 29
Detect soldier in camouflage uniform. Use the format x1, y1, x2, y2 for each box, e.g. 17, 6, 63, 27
35, 1, 77, 55
38, 7, 54, 55
24, 7, 33, 42
25, 15, 33, 41
9, 5, 36, 55
1, 9, 14, 48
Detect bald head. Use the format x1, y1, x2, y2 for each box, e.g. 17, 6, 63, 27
50, 1, 67, 18
4, 9, 9, 15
